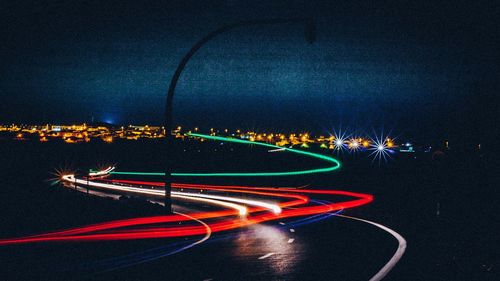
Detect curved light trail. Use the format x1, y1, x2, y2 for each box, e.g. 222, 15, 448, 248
89, 166, 115, 177
62, 175, 278, 214
0, 177, 373, 245
0, 133, 406, 280
171, 194, 247, 216
91, 133, 341, 177
84, 204, 344, 274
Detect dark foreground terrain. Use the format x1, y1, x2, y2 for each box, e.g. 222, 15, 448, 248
0, 139, 498, 280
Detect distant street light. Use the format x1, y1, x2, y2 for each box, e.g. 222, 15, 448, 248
164, 18, 316, 213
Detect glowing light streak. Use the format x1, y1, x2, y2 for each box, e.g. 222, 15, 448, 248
172, 195, 247, 216
0, 179, 372, 245
92, 133, 341, 177
61, 176, 247, 217
0, 131, 380, 277
89, 166, 115, 177
258, 252, 275, 259
87, 211, 212, 273
61, 175, 272, 215
268, 148, 286, 152
173, 191, 281, 214
105, 179, 308, 209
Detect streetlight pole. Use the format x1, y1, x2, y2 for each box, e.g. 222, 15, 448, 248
164, 18, 316, 213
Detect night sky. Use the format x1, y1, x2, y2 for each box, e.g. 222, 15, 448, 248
1, 1, 499, 142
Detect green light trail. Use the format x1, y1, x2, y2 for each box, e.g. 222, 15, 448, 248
96, 133, 341, 177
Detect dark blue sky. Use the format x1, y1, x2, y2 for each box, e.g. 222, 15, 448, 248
1, 1, 498, 140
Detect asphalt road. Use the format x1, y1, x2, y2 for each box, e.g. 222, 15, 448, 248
0, 177, 403, 281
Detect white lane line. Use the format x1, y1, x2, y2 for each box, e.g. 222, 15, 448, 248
287, 238, 295, 243
279, 222, 286, 225
336, 214, 407, 281
172, 211, 212, 249
258, 252, 275, 260
289, 228, 295, 233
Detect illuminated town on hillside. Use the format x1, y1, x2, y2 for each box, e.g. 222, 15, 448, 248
0, 123, 425, 153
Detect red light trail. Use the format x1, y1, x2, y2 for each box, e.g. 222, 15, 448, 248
0, 134, 406, 280
0, 177, 373, 245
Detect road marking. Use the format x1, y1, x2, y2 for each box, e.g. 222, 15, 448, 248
336, 214, 406, 281
287, 238, 295, 243
174, 211, 212, 248
258, 252, 275, 260
279, 222, 286, 225
289, 228, 295, 233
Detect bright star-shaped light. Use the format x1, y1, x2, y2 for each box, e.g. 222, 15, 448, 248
369, 132, 394, 164
348, 139, 361, 151
329, 127, 350, 153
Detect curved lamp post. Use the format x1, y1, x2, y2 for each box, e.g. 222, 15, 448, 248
164, 18, 316, 213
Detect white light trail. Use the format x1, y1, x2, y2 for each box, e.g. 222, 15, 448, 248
61, 175, 280, 214
177, 191, 281, 214
89, 166, 115, 177
173, 195, 247, 216
258, 252, 275, 260
62, 175, 247, 215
